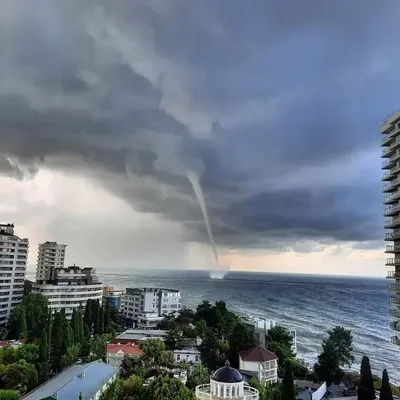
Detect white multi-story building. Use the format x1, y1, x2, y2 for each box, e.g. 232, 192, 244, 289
0, 224, 28, 327
239, 347, 278, 385
122, 287, 182, 329
36, 241, 66, 282
382, 110, 400, 346
32, 265, 103, 318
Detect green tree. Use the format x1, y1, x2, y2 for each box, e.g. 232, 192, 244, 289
146, 375, 193, 400
99, 306, 105, 335
0, 360, 38, 393
120, 355, 147, 379
266, 326, 295, 377
281, 361, 295, 400
17, 343, 39, 364
139, 338, 167, 367
104, 304, 110, 333
358, 356, 375, 400
314, 326, 354, 385
186, 363, 209, 390
90, 336, 107, 361
199, 328, 226, 371
84, 299, 92, 336
227, 322, 258, 368
8, 305, 27, 339
0, 390, 19, 400
92, 300, 100, 336
380, 369, 393, 400
51, 311, 66, 372
61, 344, 81, 369
39, 329, 49, 363
116, 375, 146, 399
165, 326, 184, 350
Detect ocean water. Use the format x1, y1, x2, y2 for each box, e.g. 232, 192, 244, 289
94, 268, 400, 383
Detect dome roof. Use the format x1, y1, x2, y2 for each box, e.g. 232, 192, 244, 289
212, 360, 243, 383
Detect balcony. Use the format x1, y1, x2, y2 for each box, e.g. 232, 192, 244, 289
386, 244, 400, 253
386, 271, 400, 278
390, 323, 400, 332
390, 336, 400, 346
384, 179, 400, 193
382, 159, 395, 169
385, 231, 400, 241
389, 137, 400, 151
384, 205, 400, 217
382, 171, 394, 181
385, 218, 400, 229
388, 284, 400, 292
389, 296, 400, 305
386, 258, 400, 266
383, 190, 400, 204
195, 384, 259, 400
382, 134, 394, 146
389, 309, 400, 318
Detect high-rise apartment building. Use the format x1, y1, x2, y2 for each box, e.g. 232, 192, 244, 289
381, 110, 400, 346
32, 265, 103, 318
122, 287, 182, 329
0, 223, 28, 327
36, 241, 66, 282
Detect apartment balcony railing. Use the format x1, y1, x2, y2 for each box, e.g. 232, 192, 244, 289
385, 231, 400, 241
382, 171, 394, 181
384, 205, 400, 217
388, 284, 400, 292
385, 218, 400, 229
389, 137, 400, 150
390, 322, 400, 332
386, 271, 400, 278
382, 134, 393, 146
389, 297, 400, 305
389, 309, 400, 318
195, 384, 259, 400
384, 178, 400, 193
386, 258, 400, 266
382, 159, 395, 169
390, 336, 400, 345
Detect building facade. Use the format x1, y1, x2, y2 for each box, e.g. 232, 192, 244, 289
239, 347, 278, 385
32, 265, 103, 318
36, 241, 66, 282
103, 286, 124, 310
122, 287, 181, 329
381, 110, 400, 346
195, 360, 259, 400
174, 345, 201, 364
106, 342, 143, 368
0, 223, 28, 327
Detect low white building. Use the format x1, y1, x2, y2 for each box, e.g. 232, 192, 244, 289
122, 287, 182, 329
195, 360, 259, 400
106, 342, 144, 368
174, 345, 201, 364
239, 347, 278, 385
32, 265, 103, 318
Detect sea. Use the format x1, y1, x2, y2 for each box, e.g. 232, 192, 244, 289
27, 268, 400, 382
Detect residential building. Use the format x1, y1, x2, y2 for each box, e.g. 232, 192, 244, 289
22, 360, 117, 400
382, 109, 400, 346
114, 328, 168, 344
32, 265, 103, 318
195, 360, 259, 400
0, 339, 26, 348
174, 345, 201, 364
36, 241, 66, 282
103, 285, 124, 310
243, 315, 297, 353
239, 347, 278, 384
0, 223, 28, 327
122, 287, 181, 329
106, 342, 143, 368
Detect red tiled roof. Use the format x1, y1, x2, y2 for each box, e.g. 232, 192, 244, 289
107, 342, 144, 356
0, 339, 26, 347
239, 347, 278, 362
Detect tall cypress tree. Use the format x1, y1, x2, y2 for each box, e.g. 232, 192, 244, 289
92, 300, 100, 336
380, 369, 393, 400
358, 356, 376, 400
104, 304, 110, 334
84, 299, 92, 336
39, 328, 49, 363
77, 309, 84, 343
99, 306, 104, 335
281, 361, 296, 400
51, 312, 63, 372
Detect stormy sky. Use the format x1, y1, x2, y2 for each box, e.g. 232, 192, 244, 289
1, 0, 399, 275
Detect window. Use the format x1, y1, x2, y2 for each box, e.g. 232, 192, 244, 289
195, 355, 199, 362
177, 354, 180, 361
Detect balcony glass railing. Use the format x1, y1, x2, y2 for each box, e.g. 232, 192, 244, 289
389, 309, 400, 318
390, 137, 400, 149
387, 271, 400, 278
385, 218, 400, 228
386, 258, 400, 265
389, 284, 400, 292
382, 171, 393, 180
385, 231, 400, 240
386, 244, 400, 252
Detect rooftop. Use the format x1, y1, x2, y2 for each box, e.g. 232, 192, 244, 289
126, 287, 180, 294
239, 346, 278, 362
116, 329, 168, 342
22, 360, 117, 400
107, 342, 144, 356
212, 360, 243, 383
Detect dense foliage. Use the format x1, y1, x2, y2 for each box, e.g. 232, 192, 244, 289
380, 369, 393, 400
314, 326, 354, 384
358, 356, 375, 400
3, 294, 121, 396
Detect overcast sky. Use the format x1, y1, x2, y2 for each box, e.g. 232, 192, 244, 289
1, 0, 399, 276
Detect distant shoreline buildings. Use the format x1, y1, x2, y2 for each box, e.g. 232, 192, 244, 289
381, 110, 400, 346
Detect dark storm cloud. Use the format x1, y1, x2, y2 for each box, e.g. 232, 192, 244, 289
0, 0, 397, 248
